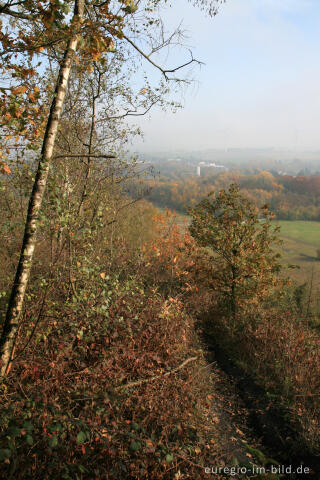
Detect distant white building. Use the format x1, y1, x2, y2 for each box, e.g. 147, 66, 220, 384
209, 162, 226, 168
196, 162, 227, 177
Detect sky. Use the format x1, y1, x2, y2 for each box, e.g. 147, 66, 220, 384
130, 0, 320, 153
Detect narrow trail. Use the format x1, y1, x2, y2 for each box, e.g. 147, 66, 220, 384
204, 335, 320, 479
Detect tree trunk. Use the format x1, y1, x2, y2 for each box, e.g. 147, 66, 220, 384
230, 264, 237, 320
0, 0, 84, 377
78, 72, 101, 215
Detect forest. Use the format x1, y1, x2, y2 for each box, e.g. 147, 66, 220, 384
0, 1, 320, 479
143, 170, 320, 221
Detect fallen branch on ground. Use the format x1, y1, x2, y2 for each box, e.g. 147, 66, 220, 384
117, 356, 198, 391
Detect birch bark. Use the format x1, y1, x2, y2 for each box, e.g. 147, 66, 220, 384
0, 0, 84, 376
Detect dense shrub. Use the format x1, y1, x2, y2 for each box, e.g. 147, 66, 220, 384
0, 210, 220, 479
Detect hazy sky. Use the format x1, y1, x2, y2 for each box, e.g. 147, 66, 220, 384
131, 0, 320, 152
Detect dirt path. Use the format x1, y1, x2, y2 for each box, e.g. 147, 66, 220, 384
204, 339, 320, 479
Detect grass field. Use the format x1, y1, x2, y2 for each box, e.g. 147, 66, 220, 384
276, 221, 320, 285
278, 221, 320, 246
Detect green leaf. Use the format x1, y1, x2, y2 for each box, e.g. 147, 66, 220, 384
7, 426, 21, 438
166, 453, 174, 464
49, 423, 62, 433
49, 436, 58, 448
23, 421, 33, 433
26, 434, 33, 446
76, 431, 87, 445
78, 465, 89, 473
129, 440, 141, 452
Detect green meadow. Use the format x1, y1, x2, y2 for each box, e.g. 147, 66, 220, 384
278, 220, 320, 246
277, 220, 320, 285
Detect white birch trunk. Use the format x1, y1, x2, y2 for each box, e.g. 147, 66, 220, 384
0, 0, 84, 376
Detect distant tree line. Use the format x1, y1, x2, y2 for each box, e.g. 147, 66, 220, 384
141, 171, 320, 221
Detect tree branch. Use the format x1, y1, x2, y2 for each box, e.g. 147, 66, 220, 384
54, 153, 116, 159
97, 97, 161, 122
116, 356, 198, 391
104, 196, 143, 227
123, 34, 203, 81
0, 2, 35, 20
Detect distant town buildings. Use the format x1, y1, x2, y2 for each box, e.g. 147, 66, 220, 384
196, 162, 228, 176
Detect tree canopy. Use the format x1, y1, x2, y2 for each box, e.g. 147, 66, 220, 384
189, 183, 283, 316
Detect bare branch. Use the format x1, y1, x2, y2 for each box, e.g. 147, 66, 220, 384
0, 2, 35, 19
117, 356, 198, 391
123, 34, 203, 81
54, 153, 116, 159
104, 196, 144, 227
97, 97, 161, 122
